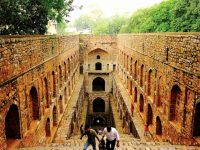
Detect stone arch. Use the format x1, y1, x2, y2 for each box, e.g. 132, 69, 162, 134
169, 85, 181, 121
147, 104, 153, 125
44, 77, 49, 108
5, 104, 21, 139
92, 77, 105, 91
30, 86, 40, 120
193, 102, 200, 137
92, 116, 106, 126
45, 118, 51, 137
53, 106, 57, 126
52, 71, 56, 97
156, 116, 162, 135
148, 69, 152, 96
59, 95, 63, 114
139, 94, 144, 112
95, 62, 102, 70
134, 87, 137, 102
88, 48, 109, 55
93, 97, 105, 112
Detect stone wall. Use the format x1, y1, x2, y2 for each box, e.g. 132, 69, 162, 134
0, 35, 80, 149
115, 33, 200, 145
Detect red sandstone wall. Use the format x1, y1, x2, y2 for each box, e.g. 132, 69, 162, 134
0, 35, 80, 149
116, 33, 200, 145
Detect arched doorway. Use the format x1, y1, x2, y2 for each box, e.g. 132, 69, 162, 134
5, 104, 21, 139
95, 62, 102, 70
139, 94, 144, 112
92, 77, 105, 91
156, 116, 162, 135
92, 116, 106, 126
193, 102, 200, 137
93, 98, 105, 112
147, 104, 153, 125
45, 118, 51, 137
169, 85, 181, 121
53, 106, 57, 126
30, 86, 39, 120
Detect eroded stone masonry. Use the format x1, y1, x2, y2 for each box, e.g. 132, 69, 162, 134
0, 33, 199, 149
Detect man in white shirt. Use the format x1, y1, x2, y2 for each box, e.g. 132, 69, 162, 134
102, 126, 120, 150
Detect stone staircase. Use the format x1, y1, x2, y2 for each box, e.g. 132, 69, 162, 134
19, 133, 198, 150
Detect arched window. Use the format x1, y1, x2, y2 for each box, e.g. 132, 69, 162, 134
139, 94, 144, 112
5, 104, 21, 139
95, 62, 102, 70
134, 87, 137, 102
93, 97, 105, 112
53, 106, 57, 126
59, 65, 62, 87
30, 86, 40, 120
130, 81, 132, 95
97, 55, 100, 59
59, 95, 63, 114
68, 58, 70, 74
45, 118, 51, 137
140, 65, 144, 87
52, 71, 56, 97
148, 69, 152, 96
64, 62, 67, 80
193, 102, 200, 137
44, 77, 49, 108
64, 87, 67, 104
156, 116, 162, 135
134, 61, 137, 80
147, 104, 153, 125
92, 77, 105, 91
157, 76, 162, 107
169, 85, 181, 121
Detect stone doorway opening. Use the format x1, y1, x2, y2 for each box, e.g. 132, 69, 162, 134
30, 86, 40, 120
92, 77, 105, 91
93, 97, 105, 112
5, 104, 21, 139
156, 116, 162, 135
193, 102, 200, 137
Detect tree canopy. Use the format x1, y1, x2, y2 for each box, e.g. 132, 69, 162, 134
0, 0, 74, 35
120, 0, 200, 33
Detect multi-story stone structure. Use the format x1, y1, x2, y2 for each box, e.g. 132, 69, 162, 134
0, 33, 199, 149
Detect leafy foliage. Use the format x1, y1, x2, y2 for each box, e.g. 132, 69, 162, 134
0, 0, 74, 34
120, 0, 200, 33
73, 14, 128, 34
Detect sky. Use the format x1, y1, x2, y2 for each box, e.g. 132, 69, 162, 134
68, 0, 164, 22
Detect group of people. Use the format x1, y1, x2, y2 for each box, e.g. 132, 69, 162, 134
80, 124, 120, 150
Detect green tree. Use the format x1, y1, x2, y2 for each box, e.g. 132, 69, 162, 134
0, 0, 74, 35
120, 0, 200, 33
